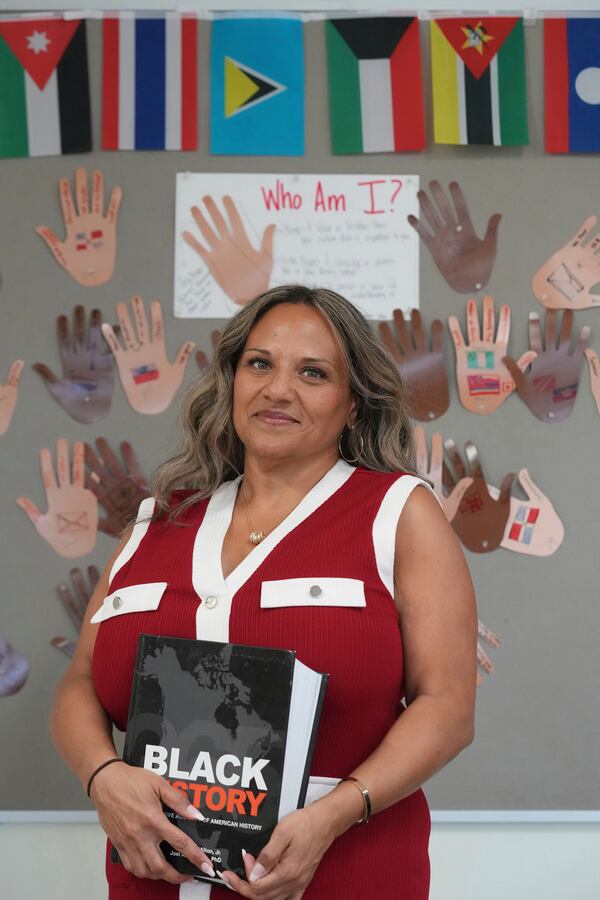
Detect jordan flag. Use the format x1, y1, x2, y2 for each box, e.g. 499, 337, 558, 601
0, 18, 90, 158
431, 17, 528, 146
326, 17, 424, 153
545, 18, 600, 153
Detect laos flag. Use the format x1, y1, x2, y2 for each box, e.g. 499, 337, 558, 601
545, 18, 600, 152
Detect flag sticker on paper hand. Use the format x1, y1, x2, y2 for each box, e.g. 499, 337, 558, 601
430, 17, 528, 146
102, 14, 197, 151
0, 18, 91, 158
211, 16, 304, 155
545, 18, 600, 153
326, 17, 425, 154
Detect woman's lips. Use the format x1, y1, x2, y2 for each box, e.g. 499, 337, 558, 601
255, 410, 299, 425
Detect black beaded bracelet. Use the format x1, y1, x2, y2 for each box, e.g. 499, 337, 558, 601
86, 756, 123, 798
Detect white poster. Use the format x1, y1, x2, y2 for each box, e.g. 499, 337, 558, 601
174, 173, 419, 319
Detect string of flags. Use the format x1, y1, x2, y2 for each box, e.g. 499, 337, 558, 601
2, 12, 600, 159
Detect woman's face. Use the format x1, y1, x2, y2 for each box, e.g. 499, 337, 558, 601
233, 303, 356, 464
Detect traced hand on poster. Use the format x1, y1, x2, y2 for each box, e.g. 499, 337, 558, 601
33, 306, 116, 424
503, 310, 591, 423
101, 296, 195, 414
585, 347, 600, 416
477, 620, 501, 688
183, 195, 275, 305
533, 216, 600, 310
35, 168, 122, 287
444, 439, 514, 553
487, 469, 564, 557
449, 296, 536, 415
51, 565, 100, 659
0, 360, 25, 435
407, 180, 501, 293
378, 309, 449, 420
414, 426, 472, 521
16, 437, 98, 559
0, 636, 30, 697
85, 438, 150, 537
195, 329, 223, 373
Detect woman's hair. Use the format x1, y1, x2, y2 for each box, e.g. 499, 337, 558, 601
152, 284, 417, 519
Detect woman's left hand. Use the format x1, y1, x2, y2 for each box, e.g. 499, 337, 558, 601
217, 802, 337, 898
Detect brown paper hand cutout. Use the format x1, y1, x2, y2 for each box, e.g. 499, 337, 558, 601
36, 168, 122, 287
0, 636, 30, 697
533, 216, 600, 310
57, 565, 100, 632
101, 296, 195, 415
195, 329, 223, 374
487, 469, 564, 557
414, 426, 472, 521
16, 438, 98, 559
449, 297, 537, 415
444, 439, 514, 553
477, 620, 501, 688
378, 310, 449, 420
0, 360, 24, 435
585, 348, 600, 416
33, 306, 115, 425
85, 438, 150, 537
503, 310, 591, 423
407, 180, 501, 294
183, 195, 275, 305
50, 637, 77, 659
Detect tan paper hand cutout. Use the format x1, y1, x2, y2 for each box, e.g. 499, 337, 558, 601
477, 620, 501, 688
414, 426, 472, 521
533, 216, 600, 310
449, 297, 537, 415
195, 329, 223, 374
585, 348, 600, 416
101, 296, 195, 415
16, 438, 98, 559
407, 180, 501, 294
35, 168, 122, 287
183, 195, 275, 305
0, 360, 24, 435
488, 469, 564, 557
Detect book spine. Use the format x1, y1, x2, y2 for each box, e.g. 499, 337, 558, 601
297, 673, 328, 809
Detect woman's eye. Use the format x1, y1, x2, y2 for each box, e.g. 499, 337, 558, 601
248, 357, 270, 370
302, 367, 326, 379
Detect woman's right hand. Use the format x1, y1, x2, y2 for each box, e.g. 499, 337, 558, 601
91, 760, 216, 884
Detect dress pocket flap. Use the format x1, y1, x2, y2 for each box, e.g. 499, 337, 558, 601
90, 582, 167, 624
260, 577, 366, 608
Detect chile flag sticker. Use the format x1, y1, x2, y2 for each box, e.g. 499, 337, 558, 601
545, 18, 600, 152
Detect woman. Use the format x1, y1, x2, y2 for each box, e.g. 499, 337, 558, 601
50, 285, 477, 899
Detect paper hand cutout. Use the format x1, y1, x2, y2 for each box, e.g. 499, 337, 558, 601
16, 438, 98, 559
378, 309, 449, 420
477, 620, 501, 688
183, 195, 275, 305
101, 296, 195, 415
407, 180, 501, 294
414, 426, 472, 521
503, 310, 591, 423
584, 347, 600, 417
487, 469, 564, 557
85, 438, 150, 537
533, 216, 600, 310
444, 439, 514, 553
36, 168, 122, 287
33, 306, 115, 424
0, 360, 24, 435
57, 565, 100, 631
449, 297, 536, 415
195, 329, 223, 374
50, 637, 77, 659
0, 636, 30, 697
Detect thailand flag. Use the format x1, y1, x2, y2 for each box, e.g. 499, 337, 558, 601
545, 18, 600, 152
102, 13, 197, 150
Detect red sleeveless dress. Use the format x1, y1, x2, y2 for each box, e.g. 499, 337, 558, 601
92, 461, 433, 899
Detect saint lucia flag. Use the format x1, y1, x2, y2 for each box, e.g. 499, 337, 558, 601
102, 14, 198, 151
545, 18, 600, 153
326, 17, 424, 153
431, 17, 528, 146
0, 18, 90, 158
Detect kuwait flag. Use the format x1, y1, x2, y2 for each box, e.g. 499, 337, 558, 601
102, 14, 197, 151
545, 18, 600, 152
431, 17, 528, 146
0, 18, 90, 159
326, 17, 424, 153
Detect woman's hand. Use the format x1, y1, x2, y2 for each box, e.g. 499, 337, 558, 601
90, 761, 216, 884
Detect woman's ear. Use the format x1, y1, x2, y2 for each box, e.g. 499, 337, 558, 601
347, 397, 358, 428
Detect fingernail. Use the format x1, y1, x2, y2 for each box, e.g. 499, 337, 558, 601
216, 871, 235, 891
186, 803, 207, 821
249, 862, 267, 883
200, 862, 216, 878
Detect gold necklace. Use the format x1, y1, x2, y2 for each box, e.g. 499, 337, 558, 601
241, 480, 265, 545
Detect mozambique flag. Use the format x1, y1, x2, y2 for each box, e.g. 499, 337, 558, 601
430, 17, 528, 146
545, 18, 600, 153
0, 18, 90, 158
326, 17, 424, 153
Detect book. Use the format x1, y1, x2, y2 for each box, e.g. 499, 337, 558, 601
110, 633, 327, 885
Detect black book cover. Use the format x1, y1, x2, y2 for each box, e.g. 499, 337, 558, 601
110, 633, 326, 884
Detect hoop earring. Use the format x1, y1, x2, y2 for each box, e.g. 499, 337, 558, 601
338, 426, 364, 465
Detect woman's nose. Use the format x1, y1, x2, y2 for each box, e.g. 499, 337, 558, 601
262, 367, 295, 400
